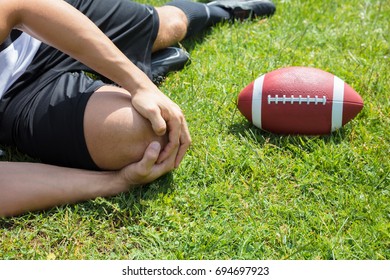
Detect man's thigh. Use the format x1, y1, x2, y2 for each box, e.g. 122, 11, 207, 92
1, 72, 104, 169
1, 72, 167, 170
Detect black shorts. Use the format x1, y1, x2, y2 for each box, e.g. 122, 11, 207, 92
0, 0, 159, 170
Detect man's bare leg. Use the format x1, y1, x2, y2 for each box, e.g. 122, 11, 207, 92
153, 6, 188, 52
84, 86, 169, 170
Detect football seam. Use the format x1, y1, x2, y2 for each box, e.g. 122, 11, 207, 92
267, 95, 327, 105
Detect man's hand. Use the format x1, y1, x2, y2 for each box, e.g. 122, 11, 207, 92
118, 141, 178, 185
131, 87, 191, 168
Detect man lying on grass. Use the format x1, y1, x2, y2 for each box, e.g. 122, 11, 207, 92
0, 0, 275, 217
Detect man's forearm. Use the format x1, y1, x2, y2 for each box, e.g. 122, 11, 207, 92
0, 0, 154, 93
0, 162, 130, 217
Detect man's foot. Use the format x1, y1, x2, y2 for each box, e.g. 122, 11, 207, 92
207, 0, 276, 20
151, 47, 190, 84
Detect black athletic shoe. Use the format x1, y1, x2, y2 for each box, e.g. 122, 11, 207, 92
0, 149, 5, 157
151, 47, 190, 84
207, 0, 276, 20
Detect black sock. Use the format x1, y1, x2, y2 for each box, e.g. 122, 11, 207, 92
165, 0, 231, 38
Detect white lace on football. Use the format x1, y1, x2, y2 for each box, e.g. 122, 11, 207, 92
267, 95, 327, 105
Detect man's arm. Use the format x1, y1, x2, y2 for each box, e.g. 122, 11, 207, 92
0, 0, 146, 92
0, 142, 171, 217
0, 0, 190, 167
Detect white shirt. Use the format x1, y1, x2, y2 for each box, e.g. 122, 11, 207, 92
0, 31, 42, 98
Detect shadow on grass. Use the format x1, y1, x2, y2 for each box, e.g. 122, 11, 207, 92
63, 172, 177, 228
228, 120, 350, 150
180, 28, 214, 53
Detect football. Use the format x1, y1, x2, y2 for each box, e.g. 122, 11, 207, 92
237, 67, 364, 135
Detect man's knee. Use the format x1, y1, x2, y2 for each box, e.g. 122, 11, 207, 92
154, 6, 188, 50
166, 9, 188, 40
83, 86, 167, 171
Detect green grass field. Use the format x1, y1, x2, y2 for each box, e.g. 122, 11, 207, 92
1, 0, 389, 259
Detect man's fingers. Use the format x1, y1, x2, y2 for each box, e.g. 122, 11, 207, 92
130, 89, 190, 168
132, 98, 167, 136
151, 116, 167, 136
175, 121, 191, 167
120, 141, 175, 186
157, 118, 181, 164
145, 108, 166, 136
157, 116, 191, 166
137, 141, 161, 174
